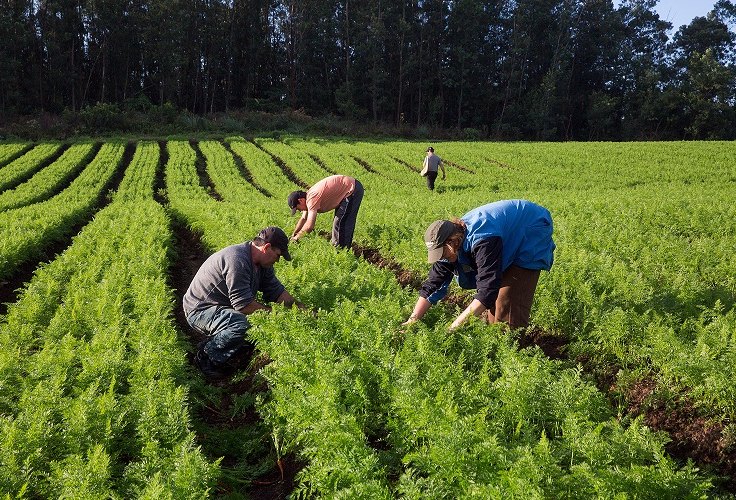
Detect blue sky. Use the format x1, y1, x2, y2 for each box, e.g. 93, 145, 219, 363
612, 0, 716, 32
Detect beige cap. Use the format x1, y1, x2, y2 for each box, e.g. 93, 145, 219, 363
424, 220, 455, 263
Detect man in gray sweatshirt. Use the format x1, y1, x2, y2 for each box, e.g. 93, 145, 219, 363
183, 226, 300, 379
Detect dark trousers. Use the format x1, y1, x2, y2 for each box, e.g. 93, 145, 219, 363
483, 265, 541, 329
186, 306, 251, 366
426, 171, 438, 190
332, 180, 364, 248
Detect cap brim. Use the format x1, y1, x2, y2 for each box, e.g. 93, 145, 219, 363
290, 207, 297, 215
282, 249, 292, 261
427, 246, 444, 263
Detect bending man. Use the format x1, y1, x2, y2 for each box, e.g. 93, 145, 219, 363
403, 199, 555, 331
287, 174, 364, 248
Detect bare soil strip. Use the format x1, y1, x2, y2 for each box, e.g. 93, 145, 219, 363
189, 140, 223, 200
351, 155, 379, 174
484, 157, 515, 169
307, 153, 337, 175
224, 140, 273, 197
391, 156, 420, 173
443, 159, 476, 174
250, 140, 310, 189
168, 217, 299, 498
625, 380, 736, 492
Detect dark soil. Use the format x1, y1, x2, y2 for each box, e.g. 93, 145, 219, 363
391, 156, 420, 173
189, 140, 223, 200
351, 242, 423, 290
351, 155, 378, 174
443, 159, 475, 174
250, 139, 310, 189
517, 326, 568, 359
307, 153, 337, 175
625, 379, 736, 492
484, 157, 515, 169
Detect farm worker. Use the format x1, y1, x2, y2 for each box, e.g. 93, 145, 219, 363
183, 226, 301, 379
420, 146, 445, 191
402, 199, 555, 331
287, 174, 364, 248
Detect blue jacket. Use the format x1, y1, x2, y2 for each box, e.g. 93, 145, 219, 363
420, 200, 555, 307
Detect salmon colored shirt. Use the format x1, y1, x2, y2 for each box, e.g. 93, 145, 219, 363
305, 175, 356, 213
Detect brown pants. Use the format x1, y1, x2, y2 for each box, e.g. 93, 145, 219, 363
483, 265, 540, 330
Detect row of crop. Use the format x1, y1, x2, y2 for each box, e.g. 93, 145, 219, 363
0, 141, 216, 497
0, 143, 30, 168
533, 185, 736, 417
0, 142, 97, 212
169, 138, 716, 496
226, 137, 301, 199
197, 140, 262, 202
0, 143, 62, 192
0, 142, 125, 281
250, 273, 711, 497
253, 137, 330, 186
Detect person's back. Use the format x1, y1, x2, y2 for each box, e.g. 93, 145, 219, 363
461, 199, 554, 272
306, 175, 356, 213
422, 147, 445, 190
424, 153, 442, 172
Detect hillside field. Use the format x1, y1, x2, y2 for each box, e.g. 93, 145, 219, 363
0, 137, 734, 498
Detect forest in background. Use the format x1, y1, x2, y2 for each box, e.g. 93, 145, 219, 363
1, 0, 735, 140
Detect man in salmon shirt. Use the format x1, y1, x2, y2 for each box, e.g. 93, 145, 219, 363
287, 175, 364, 248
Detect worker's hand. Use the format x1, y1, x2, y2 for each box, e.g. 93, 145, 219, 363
401, 317, 417, 327
399, 317, 419, 334
290, 236, 299, 243
448, 316, 466, 332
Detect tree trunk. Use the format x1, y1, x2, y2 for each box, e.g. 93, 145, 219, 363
396, 2, 405, 126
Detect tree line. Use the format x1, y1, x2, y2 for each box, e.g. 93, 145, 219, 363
2, 0, 735, 140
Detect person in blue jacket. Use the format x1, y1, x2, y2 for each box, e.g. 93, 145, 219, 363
402, 199, 555, 331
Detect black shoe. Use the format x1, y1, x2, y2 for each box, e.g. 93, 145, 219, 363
194, 349, 231, 381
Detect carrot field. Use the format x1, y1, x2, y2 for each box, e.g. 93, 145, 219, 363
0, 137, 734, 497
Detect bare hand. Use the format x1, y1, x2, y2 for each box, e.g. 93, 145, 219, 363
401, 317, 417, 327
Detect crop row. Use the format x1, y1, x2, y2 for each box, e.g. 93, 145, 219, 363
163, 137, 736, 427
1, 138, 734, 496
0, 143, 126, 281
0, 143, 30, 167
0, 141, 216, 497
0, 143, 62, 192
0, 142, 97, 212
280, 138, 736, 424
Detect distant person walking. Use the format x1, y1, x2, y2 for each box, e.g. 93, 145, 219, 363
287, 174, 364, 249
402, 200, 555, 331
420, 146, 445, 191
184, 226, 301, 379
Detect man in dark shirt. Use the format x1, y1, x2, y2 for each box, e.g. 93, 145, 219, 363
183, 226, 300, 379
